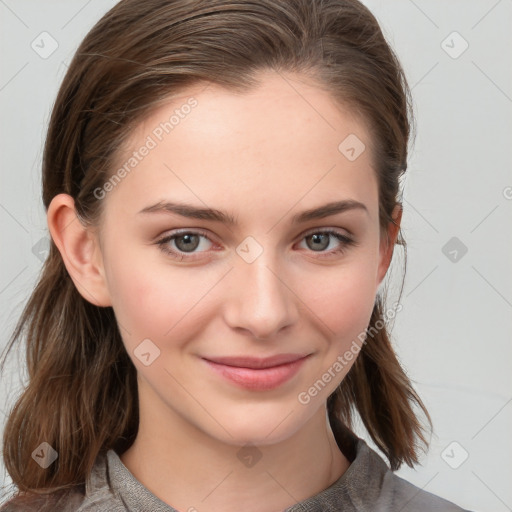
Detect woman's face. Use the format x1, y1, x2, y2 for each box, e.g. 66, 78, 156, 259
94, 70, 396, 446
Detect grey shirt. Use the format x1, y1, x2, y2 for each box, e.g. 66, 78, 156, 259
0, 419, 473, 511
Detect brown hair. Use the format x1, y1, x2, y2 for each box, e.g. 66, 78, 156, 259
0, 0, 431, 503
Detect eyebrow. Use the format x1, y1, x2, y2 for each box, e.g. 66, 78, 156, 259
138, 199, 369, 224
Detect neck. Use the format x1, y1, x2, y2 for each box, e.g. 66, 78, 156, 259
120, 388, 351, 512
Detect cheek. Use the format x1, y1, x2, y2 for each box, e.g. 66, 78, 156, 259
295, 260, 378, 396
104, 249, 219, 347
295, 257, 378, 339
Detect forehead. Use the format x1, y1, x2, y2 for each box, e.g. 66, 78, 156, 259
105, 70, 378, 225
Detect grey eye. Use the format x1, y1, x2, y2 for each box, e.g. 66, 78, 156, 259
174, 234, 201, 252
305, 233, 330, 251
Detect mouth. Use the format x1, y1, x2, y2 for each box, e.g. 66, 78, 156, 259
201, 353, 311, 391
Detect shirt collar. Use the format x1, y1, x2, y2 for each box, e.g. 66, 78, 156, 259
92, 416, 387, 512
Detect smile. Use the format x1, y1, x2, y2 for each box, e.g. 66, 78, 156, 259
201, 353, 311, 391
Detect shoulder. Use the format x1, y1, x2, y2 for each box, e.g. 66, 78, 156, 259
379, 470, 473, 511
0, 481, 124, 512
324, 417, 474, 511
0, 486, 85, 512
0, 450, 125, 512
362, 443, 473, 511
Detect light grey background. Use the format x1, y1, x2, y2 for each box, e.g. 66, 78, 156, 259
1, 1, 511, 510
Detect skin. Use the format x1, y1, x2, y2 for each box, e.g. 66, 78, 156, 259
48, 70, 401, 512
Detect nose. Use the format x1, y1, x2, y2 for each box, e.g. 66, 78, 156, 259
223, 251, 300, 340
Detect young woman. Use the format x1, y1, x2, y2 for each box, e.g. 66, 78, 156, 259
0, 0, 473, 510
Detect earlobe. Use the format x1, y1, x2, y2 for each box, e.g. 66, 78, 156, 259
376, 204, 403, 286
47, 193, 112, 307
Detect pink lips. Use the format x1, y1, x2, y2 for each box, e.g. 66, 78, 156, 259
202, 353, 310, 391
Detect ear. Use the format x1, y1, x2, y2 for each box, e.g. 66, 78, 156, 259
47, 193, 112, 307
376, 203, 403, 287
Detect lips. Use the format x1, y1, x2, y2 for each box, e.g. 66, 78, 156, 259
204, 353, 309, 369
201, 353, 311, 391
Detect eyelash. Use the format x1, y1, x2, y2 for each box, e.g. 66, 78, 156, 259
155, 228, 357, 261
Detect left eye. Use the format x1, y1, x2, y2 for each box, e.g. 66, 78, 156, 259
156, 229, 355, 260
157, 230, 213, 259
299, 230, 354, 254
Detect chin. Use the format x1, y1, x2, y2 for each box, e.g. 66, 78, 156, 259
203, 401, 317, 447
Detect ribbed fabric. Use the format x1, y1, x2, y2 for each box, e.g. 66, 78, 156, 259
1, 416, 473, 511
